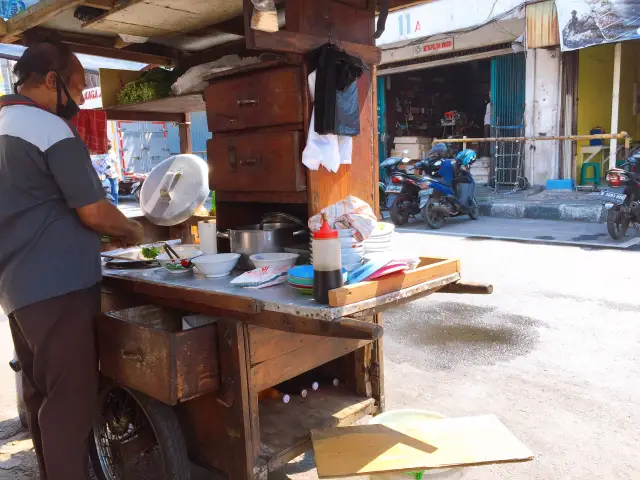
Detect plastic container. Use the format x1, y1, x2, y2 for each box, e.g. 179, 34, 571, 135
312, 218, 343, 304
368, 410, 464, 480
198, 220, 217, 254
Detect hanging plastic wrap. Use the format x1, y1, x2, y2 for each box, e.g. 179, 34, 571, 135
251, 0, 278, 33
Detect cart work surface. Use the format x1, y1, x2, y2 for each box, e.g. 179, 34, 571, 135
102, 266, 461, 322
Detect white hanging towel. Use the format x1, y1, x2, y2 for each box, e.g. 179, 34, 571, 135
302, 70, 353, 172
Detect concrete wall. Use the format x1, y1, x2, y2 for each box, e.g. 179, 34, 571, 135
524, 47, 562, 186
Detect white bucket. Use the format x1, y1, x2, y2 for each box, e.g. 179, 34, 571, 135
368, 410, 464, 480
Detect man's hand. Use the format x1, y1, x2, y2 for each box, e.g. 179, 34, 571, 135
122, 219, 144, 245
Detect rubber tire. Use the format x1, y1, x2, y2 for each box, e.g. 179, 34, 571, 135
135, 188, 141, 203
468, 198, 480, 220
422, 199, 445, 229
15, 372, 27, 429
607, 209, 630, 241
89, 386, 190, 480
390, 195, 410, 226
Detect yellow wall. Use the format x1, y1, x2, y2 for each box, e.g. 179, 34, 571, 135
577, 41, 640, 176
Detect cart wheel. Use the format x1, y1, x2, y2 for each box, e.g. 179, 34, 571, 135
89, 385, 189, 480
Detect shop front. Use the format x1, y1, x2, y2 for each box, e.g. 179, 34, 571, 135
376, 5, 526, 188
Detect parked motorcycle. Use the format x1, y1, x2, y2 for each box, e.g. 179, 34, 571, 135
100, 176, 116, 205
601, 156, 640, 240
119, 172, 147, 202
379, 149, 410, 216
384, 143, 451, 226
419, 149, 480, 229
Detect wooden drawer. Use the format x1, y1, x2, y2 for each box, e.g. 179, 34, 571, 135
204, 67, 303, 132
97, 305, 220, 405
208, 130, 306, 192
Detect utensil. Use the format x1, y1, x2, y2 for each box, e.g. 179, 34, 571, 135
218, 223, 307, 270
139, 154, 210, 226
164, 243, 180, 259
192, 253, 241, 278
157, 245, 203, 274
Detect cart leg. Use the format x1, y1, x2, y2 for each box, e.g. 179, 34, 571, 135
371, 314, 385, 413
178, 319, 257, 480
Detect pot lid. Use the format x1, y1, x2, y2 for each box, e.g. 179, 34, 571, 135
140, 154, 209, 226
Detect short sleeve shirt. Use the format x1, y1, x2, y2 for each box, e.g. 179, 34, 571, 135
0, 95, 105, 314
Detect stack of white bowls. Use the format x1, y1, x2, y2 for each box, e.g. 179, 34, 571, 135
363, 223, 395, 255
310, 228, 364, 272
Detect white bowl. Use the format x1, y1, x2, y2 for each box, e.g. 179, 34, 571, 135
342, 252, 364, 265
250, 252, 299, 269
337, 228, 356, 238
156, 245, 203, 274
370, 222, 395, 237
193, 253, 241, 278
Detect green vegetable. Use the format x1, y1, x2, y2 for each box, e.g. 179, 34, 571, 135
116, 68, 179, 106
141, 246, 161, 259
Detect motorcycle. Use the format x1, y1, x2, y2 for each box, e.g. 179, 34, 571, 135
384, 144, 451, 226
601, 156, 640, 240
419, 149, 480, 229
100, 176, 116, 205
379, 149, 410, 216
118, 172, 147, 202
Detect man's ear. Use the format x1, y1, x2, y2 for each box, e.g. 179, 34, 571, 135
44, 71, 57, 92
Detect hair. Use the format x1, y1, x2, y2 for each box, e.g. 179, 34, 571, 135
13, 39, 76, 92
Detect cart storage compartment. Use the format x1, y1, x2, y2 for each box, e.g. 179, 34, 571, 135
97, 305, 220, 405
204, 67, 303, 133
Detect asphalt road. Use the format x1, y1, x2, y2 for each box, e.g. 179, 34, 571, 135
1, 219, 639, 479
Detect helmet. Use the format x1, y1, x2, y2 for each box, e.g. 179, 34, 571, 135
456, 149, 477, 167
429, 143, 448, 157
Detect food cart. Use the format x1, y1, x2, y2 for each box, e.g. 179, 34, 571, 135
2, 1, 493, 478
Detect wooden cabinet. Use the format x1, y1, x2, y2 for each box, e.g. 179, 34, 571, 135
97, 305, 220, 405
208, 130, 305, 192
205, 67, 304, 133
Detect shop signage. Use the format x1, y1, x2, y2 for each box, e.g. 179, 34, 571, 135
557, 0, 640, 51
413, 38, 454, 57
81, 87, 102, 109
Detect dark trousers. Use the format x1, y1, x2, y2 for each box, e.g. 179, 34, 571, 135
107, 177, 119, 206
482, 124, 491, 158
8, 285, 100, 480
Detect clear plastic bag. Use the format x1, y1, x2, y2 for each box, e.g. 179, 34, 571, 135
251, 0, 278, 32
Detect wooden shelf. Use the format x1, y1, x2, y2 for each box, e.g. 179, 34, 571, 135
258, 387, 376, 473
215, 191, 308, 205
104, 94, 205, 122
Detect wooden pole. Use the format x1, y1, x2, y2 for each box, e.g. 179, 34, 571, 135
178, 113, 192, 154
610, 42, 622, 170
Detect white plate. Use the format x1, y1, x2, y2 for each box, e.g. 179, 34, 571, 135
370, 223, 395, 237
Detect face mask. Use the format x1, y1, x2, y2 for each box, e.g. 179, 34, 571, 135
56, 73, 80, 120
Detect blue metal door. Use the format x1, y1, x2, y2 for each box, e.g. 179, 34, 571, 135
490, 53, 527, 190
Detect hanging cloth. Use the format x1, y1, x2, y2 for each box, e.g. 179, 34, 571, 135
69, 109, 108, 154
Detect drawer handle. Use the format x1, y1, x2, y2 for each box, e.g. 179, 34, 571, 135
121, 350, 144, 363
237, 99, 259, 107
239, 157, 260, 167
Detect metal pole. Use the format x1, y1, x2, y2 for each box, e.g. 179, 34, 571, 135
610, 42, 622, 170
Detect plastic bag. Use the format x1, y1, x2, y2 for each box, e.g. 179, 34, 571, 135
171, 55, 261, 96
251, 0, 278, 32
334, 80, 360, 136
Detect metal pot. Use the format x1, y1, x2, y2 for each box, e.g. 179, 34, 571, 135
217, 223, 307, 270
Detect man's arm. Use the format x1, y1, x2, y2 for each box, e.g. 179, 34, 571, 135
45, 135, 143, 243
77, 199, 144, 242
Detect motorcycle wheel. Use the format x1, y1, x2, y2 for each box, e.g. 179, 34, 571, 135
607, 208, 630, 240
390, 195, 410, 226
422, 199, 445, 229
468, 198, 480, 220
135, 188, 141, 203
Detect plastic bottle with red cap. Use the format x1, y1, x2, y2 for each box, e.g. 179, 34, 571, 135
312, 215, 343, 304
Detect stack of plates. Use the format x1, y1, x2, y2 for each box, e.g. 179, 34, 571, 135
288, 265, 314, 295
363, 223, 395, 255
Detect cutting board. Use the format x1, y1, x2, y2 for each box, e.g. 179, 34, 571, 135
311, 415, 533, 478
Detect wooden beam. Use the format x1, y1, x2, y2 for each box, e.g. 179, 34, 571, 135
105, 109, 186, 123
2, 0, 85, 43
82, 0, 115, 9
66, 42, 174, 65
250, 30, 381, 65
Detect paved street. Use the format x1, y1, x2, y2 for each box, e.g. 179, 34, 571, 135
1, 220, 640, 479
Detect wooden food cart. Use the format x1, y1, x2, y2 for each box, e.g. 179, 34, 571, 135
1, 1, 492, 478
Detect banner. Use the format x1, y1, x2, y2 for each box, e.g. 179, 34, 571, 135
557, 0, 640, 51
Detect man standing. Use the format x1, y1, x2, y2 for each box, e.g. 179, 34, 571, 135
0, 40, 144, 479
483, 91, 492, 158
92, 141, 120, 205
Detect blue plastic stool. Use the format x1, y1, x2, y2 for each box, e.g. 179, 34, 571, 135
580, 162, 601, 186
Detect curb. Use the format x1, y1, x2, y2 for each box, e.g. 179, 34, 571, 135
479, 201, 606, 223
